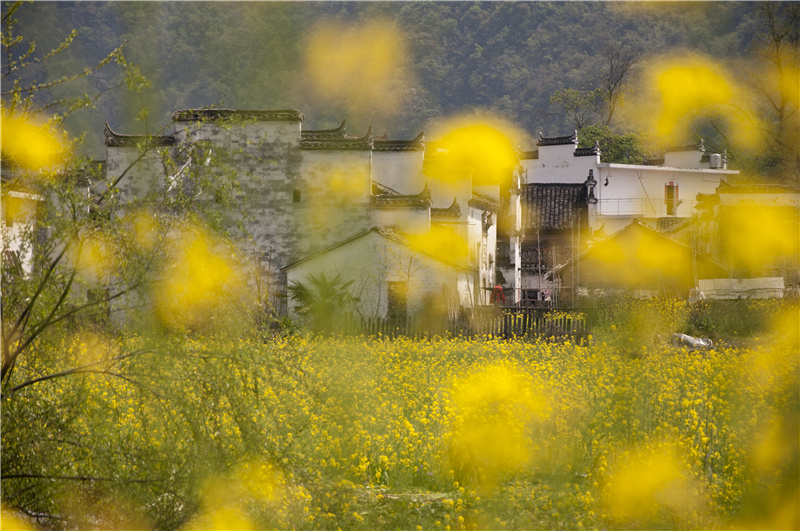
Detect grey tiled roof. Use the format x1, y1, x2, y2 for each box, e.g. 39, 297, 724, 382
574, 141, 601, 157
522, 183, 587, 231
104, 123, 175, 147
371, 183, 431, 208
300, 126, 373, 150
301, 120, 347, 139
431, 198, 461, 218
171, 109, 303, 122
537, 131, 577, 146
373, 132, 425, 152
642, 155, 665, 166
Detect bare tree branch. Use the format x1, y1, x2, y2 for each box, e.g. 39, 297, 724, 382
2, 474, 159, 483
5, 349, 157, 395
599, 43, 641, 126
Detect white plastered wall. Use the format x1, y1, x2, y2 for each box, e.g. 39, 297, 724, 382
372, 150, 426, 195
284, 230, 473, 320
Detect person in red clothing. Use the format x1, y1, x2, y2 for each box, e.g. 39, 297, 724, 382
489, 284, 505, 304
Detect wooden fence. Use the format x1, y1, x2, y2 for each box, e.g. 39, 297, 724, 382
345, 306, 607, 340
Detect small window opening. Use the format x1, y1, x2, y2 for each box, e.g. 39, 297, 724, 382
293, 190, 301, 203
665, 181, 679, 215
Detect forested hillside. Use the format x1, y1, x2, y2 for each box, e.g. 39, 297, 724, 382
8, 2, 797, 180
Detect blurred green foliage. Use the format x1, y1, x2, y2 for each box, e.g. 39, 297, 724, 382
11, 3, 772, 159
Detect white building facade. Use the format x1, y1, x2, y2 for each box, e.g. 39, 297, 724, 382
521, 133, 739, 235
103, 109, 500, 320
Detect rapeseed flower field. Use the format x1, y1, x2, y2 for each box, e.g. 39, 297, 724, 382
2, 300, 797, 529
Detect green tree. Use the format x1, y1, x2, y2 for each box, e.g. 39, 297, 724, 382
550, 88, 606, 130
681, 2, 798, 182
738, 1, 798, 181
549, 43, 641, 131
2, 4, 259, 526
578, 123, 647, 165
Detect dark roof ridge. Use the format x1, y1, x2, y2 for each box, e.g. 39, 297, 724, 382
574, 141, 601, 157
300, 126, 373, 150
371, 183, 431, 207
431, 197, 461, 218
171, 109, 303, 122
643, 154, 665, 166
345, 125, 373, 140
469, 192, 500, 212
538, 130, 578, 147
301, 120, 347, 139
524, 182, 584, 189
371, 181, 403, 196
373, 131, 425, 152
104, 122, 175, 147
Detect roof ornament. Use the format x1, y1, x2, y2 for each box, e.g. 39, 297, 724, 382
584, 169, 598, 204
664, 140, 705, 153
356, 125, 374, 141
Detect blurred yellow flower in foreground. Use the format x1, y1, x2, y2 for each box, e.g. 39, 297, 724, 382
154, 223, 243, 331
447, 363, 548, 488
719, 205, 799, 274
182, 461, 282, 531
427, 120, 519, 184
407, 225, 469, 263
303, 19, 410, 116
605, 442, 702, 523
638, 54, 765, 151
1, 113, 65, 170
126, 208, 159, 252
656, 64, 732, 137
1, 505, 35, 531
70, 232, 115, 283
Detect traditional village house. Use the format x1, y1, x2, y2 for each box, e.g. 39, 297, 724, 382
0, 184, 39, 277
20, 112, 776, 322
551, 220, 729, 299
102, 109, 502, 321
512, 180, 591, 306
520, 132, 739, 235
497, 131, 740, 302
694, 181, 800, 298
